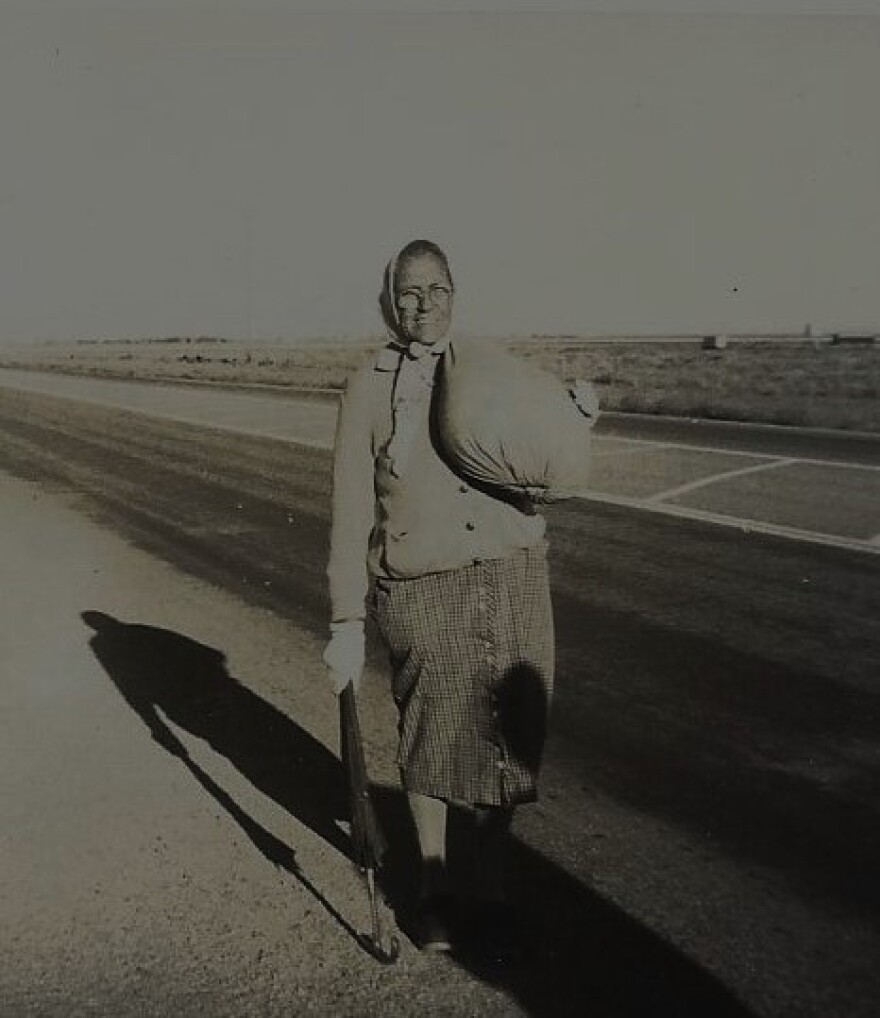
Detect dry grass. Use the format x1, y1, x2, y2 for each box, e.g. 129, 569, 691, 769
2, 335, 878, 432
511, 337, 880, 432
0, 338, 376, 391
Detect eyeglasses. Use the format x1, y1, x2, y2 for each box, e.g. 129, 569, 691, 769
396, 285, 453, 312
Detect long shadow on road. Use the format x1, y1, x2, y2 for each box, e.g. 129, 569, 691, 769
81, 610, 364, 943
373, 789, 754, 1018
82, 611, 349, 856
83, 611, 753, 1017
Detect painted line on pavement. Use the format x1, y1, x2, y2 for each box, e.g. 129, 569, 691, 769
592, 442, 677, 458
155, 415, 335, 450
574, 489, 880, 557
590, 432, 880, 475
649, 458, 798, 504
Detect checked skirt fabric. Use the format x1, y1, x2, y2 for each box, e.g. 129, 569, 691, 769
372, 543, 554, 807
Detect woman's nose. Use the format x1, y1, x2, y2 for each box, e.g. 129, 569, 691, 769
417, 291, 432, 310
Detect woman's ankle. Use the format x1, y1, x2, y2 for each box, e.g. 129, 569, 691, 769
418, 857, 450, 900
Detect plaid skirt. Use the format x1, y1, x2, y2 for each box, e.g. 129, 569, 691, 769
371, 543, 554, 807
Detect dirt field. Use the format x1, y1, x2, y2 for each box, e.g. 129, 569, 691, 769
2, 335, 878, 432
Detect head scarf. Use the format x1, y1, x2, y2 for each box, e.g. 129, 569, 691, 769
379, 244, 453, 476
379, 249, 452, 359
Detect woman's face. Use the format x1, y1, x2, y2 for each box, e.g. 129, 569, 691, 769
394, 252, 453, 346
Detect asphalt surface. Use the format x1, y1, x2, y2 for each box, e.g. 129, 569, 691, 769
2, 366, 878, 557
1, 382, 879, 1017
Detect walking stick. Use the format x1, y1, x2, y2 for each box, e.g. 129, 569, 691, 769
339, 683, 400, 963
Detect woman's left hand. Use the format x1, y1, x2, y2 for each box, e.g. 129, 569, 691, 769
322, 620, 366, 695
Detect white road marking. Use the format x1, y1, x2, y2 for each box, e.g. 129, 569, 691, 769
143, 414, 335, 450
648, 457, 798, 504
573, 490, 880, 556
149, 423, 874, 554
591, 442, 677, 458
591, 433, 880, 475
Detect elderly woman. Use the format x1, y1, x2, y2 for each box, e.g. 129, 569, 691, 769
323, 239, 555, 953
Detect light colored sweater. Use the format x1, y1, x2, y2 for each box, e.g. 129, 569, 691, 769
327, 344, 546, 623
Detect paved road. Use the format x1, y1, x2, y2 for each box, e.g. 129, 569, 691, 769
0, 382, 878, 1016
2, 367, 879, 556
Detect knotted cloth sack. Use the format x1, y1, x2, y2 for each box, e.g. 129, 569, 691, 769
434, 342, 595, 503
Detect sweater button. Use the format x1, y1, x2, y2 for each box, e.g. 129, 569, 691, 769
465, 521, 475, 531
459, 483, 469, 494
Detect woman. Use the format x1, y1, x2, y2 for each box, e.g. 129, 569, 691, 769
323, 239, 555, 954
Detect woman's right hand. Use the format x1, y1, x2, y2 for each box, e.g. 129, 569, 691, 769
322, 620, 365, 695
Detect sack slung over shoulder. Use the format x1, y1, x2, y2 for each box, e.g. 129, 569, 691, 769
434, 342, 596, 503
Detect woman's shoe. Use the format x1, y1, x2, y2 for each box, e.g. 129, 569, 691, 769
411, 893, 457, 953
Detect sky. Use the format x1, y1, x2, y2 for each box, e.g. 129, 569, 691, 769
1, 4, 879, 342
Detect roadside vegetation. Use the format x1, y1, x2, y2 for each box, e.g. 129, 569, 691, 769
1, 335, 878, 432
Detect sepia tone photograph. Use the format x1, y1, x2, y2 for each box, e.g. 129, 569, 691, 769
1, 1, 878, 1015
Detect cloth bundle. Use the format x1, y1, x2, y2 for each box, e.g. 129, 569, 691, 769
434, 342, 597, 503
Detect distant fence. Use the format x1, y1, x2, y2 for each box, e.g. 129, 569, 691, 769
831, 333, 878, 346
